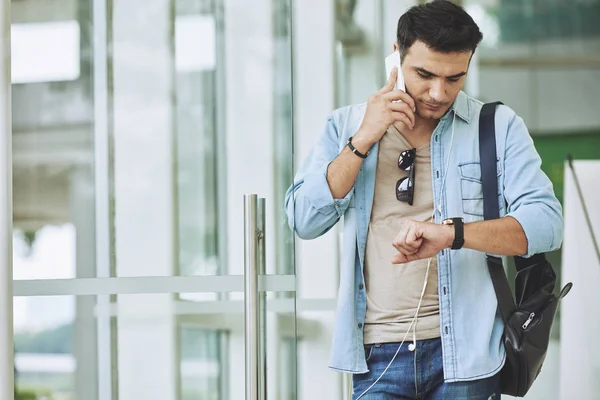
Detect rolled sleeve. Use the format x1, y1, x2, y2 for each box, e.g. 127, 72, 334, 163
502, 112, 564, 257
284, 115, 356, 240
508, 204, 562, 257
301, 163, 354, 217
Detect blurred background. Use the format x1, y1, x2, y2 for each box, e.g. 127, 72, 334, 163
6, 0, 600, 399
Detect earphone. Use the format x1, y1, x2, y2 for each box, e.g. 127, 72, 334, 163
355, 112, 456, 399
406, 112, 456, 354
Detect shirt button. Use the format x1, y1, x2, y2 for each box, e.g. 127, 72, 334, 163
358, 283, 364, 290
358, 323, 363, 329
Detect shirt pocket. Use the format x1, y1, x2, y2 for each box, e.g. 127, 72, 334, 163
458, 160, 503, 217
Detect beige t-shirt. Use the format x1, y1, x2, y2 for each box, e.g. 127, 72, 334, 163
363, 125, 440, 345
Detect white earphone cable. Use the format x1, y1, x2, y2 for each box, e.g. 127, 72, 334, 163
355, 112, 456, 399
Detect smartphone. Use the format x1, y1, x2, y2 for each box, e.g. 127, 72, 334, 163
384, 51, 405, 92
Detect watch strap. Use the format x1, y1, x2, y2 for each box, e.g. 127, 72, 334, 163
450, 218, 465, 250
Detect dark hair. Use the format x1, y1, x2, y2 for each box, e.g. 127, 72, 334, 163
397, 0, 483, 60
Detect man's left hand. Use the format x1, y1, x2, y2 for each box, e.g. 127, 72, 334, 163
391, 219, 454, 264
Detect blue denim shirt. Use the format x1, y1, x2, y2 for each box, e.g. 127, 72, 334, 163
284, 91, 563, 382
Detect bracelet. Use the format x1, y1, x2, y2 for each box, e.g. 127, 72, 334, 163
347, 136, 369, 159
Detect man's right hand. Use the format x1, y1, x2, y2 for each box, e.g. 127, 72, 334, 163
352, 67, 416, 152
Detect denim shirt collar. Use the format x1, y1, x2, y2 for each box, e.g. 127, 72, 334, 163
446, 91, 471, 123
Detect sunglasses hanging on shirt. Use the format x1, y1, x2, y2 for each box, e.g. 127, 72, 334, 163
396, 148, 416, 206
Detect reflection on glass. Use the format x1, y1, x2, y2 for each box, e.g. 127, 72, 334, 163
12, 0, 95, 280
11, 21, 81, 84
176, 1, 220, 277
180, 327, 221, 400
496, 0, 600, 43
12, 0, 92, 396
12, 0, 297, 397
465, 0, 600, 53
13, 226, 76, 280
13, 295, 226, 400
273, 0, 295, 276
13, 296, 75, 400
279, 337, 297, 400
173, 3, 225, 397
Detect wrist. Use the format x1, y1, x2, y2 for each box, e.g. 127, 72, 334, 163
442, 217, 465, 250
443, 225, 454, 249
352, 130, 377, 153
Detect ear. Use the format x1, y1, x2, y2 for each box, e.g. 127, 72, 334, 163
393, 42, 399, 52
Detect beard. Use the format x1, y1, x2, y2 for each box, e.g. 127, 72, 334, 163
415, 100, 451, 120
404, 87, 451, 121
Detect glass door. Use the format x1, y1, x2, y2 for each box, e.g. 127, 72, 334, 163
8, 0, 296, 399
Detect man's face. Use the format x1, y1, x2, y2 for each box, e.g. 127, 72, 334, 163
396, 40, 472, 121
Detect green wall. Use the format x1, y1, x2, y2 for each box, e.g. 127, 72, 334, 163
532, 132, 600, 205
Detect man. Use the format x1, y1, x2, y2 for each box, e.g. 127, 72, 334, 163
285, 0, 563, 399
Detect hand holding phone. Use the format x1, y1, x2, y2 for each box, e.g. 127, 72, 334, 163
352, 57, 416, 149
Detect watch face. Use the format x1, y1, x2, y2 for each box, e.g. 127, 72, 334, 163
443, 218, 463, 225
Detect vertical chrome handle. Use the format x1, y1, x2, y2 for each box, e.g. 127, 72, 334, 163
342, 373, 353, 400
245, 194, 267, 400
244, 194, 259, 400
257, 198, 267, 400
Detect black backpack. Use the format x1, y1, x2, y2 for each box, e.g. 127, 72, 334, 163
479, 102, 573, 397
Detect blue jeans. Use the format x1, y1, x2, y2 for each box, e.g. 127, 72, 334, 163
352, 337, 501, 399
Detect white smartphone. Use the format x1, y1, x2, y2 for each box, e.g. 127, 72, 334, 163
384, 51, 405, 91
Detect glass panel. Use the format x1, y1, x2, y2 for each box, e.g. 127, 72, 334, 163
107, 0, 296, 279
175, 0, 221, 277
279, 338, 297, 400
496, 0, 600, 43
465, 0, 600, 56
179, 328, 221, 400
13, 293, 296, 400
11, 0, 92, 282
273, 0, 294, 276
14, 295, 75, 399
11, 0, 297, 398
12, 0, 295, 278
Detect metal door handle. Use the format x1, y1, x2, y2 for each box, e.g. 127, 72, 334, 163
257, 198, 267, 400
244, 194, 267, 400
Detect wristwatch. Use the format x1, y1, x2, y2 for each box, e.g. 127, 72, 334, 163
442, 217, 464, 250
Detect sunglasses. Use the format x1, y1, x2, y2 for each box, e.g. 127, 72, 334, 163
396, 148, 416, 206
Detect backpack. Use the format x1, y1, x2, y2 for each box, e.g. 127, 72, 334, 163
479, 102, 573, 397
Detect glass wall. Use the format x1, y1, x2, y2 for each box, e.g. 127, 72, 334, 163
12, 0, 94, 395
11, 0, 296, 399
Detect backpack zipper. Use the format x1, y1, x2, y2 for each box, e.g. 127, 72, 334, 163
522, 312, 535, 329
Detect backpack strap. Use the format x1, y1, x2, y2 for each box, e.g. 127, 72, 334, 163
479, 102, 517, 321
